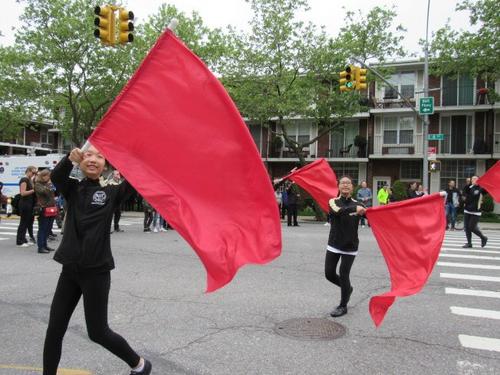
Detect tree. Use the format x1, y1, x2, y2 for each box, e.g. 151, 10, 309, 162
5, 0, 234, 147
429, 0, 499, 83
223, 0, 407, 166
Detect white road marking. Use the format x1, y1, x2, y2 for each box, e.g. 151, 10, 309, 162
445, 288, 500, 299
451, 306, 500, 320
437, 262, 500, 270
459, 335, 500, 353
440, 273, 500, 283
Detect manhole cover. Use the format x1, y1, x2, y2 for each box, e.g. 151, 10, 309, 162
274, 318, 346, 341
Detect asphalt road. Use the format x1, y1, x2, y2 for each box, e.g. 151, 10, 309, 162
0, 215, 499, 375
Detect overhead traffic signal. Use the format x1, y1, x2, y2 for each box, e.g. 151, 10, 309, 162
339, 66, 354, 92
118, 8, 134, 44
355, 67, 367, 91
94, 5, 115, 45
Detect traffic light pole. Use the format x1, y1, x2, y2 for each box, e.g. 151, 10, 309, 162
422, 0, 431, 193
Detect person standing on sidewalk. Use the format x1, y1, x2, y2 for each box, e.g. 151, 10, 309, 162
356, 181, 372, 227
444, 180, 461, 230
16, 166, 37, 247
325, 176, 366, 317
462, 175, 488, 248
108, 170, 124, 233
34, 169, 56, 254
43, 145, 152, 375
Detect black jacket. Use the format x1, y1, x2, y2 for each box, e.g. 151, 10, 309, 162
328, 196, 364, 252
51, 156, 131, 271
463, 184, 486, 214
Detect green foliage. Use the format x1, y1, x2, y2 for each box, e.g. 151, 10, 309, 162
391, 180, 408, 202
429, 0, 500, 80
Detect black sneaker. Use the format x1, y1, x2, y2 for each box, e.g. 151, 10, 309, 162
38, 248, 50, 254
44, 246, 55, 252
130, 359, 152, 375
481, 237, 488, 248
330, 305, 348, 318
462, 243, 473, 248
143, 228, 151, 232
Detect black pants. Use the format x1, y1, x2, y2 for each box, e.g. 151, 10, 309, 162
16, 202, 34, 245
464, 213, 486, 244
325, 251, 355, 307
113, 208, 122, 230
287, 204, 298, 226
43, 269, 140, 375
143, 211, 153, 229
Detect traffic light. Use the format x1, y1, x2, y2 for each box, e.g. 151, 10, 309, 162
118, 8, 134, 44
429, 161, 441, 172
355, 67, 367, 91
94, 5, 115, 45
339, 66, 354, 92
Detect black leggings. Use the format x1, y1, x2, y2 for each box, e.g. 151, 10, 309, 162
464, 213, 486, 244
43, 269, 140, 375
324, 251, 355, 307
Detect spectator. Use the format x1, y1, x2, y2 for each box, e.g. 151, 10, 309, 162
16, 166, 37, 247
356, 181, 372, 228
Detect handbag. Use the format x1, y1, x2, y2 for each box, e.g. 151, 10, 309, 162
33, 205, 43, 216
44, 206, 58, 217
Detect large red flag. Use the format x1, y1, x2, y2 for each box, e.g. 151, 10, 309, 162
365, 193, 446, 327
477, 160, 500, 203
283, 159, 338, 213
89, 29, 282, 292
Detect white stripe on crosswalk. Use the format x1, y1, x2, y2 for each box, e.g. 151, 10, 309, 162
459, 335, 500, 353
439, 253, 500, 261
0, 232, 18, 236
441, 248, 500, 254
451, 306, 500, 320
445, 288, 500, 299
0, 238, 8, 241
440, 273, 500, 283
437, 262, 500, 270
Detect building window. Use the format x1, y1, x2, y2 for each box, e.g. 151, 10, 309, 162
440, 115, 473, 154
329, 121, 359, 157
332, 162, 359, 186
439, 160, 476, 190
383, 116, 414, 145
400, 160, 422, 180
384, 71, 415, 99
248, 124, 261, 153
284, 120, 310, 146
442, 74, 474, 106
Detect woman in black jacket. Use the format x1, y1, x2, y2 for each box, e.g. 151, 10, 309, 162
43, 145, 151, 375
325, 176, 366, 317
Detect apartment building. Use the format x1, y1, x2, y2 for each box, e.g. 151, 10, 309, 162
248, 59, 499, 207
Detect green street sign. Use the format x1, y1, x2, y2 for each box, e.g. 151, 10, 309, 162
428, 133, 445, 141
419, 97, 434, 115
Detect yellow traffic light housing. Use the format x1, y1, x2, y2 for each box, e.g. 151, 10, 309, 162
118, 8, 134, 44
355, 67, 367, 91
94, 5, 115, 45
339, 66, 354, 92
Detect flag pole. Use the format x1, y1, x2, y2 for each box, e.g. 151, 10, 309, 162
168, 18, 179, 32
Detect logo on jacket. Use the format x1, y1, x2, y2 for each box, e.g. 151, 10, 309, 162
92, 191, 107, 206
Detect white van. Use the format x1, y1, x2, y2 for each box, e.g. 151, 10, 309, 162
0, 154, 65, 197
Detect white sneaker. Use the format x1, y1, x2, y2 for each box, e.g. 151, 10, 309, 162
160, 228, 167, 232
17, 243, 30, 247
153, 228, 159, 233
324, 222, 330, 226
361, 225, 365, 228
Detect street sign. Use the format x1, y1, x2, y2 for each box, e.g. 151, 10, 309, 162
419, 97, 434, 115
428, 133, 445, 141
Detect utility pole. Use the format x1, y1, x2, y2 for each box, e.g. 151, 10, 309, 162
423, 0, 431, 192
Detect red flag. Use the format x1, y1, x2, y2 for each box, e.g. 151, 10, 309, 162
365, 193, 446, 327
477, 161, 500, 203
283, 159, 338, 213
89, 29, 282, 292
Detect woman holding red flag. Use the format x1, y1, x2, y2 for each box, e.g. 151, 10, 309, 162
325, 175, 366, 317
42, 145, 151, 375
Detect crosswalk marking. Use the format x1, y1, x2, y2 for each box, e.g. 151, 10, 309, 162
441, 248, 500, 254
446, 288, 500, 299
440, 273, 500, 283
439, 253, 500, 261
437, 261, 500, 270
450, 306, 500, 320
459, 335, 500, 353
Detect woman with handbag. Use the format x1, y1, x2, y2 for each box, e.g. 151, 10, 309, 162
34, 169, 57, 254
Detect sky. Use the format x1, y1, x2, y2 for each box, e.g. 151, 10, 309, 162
0, 0, 473, 57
